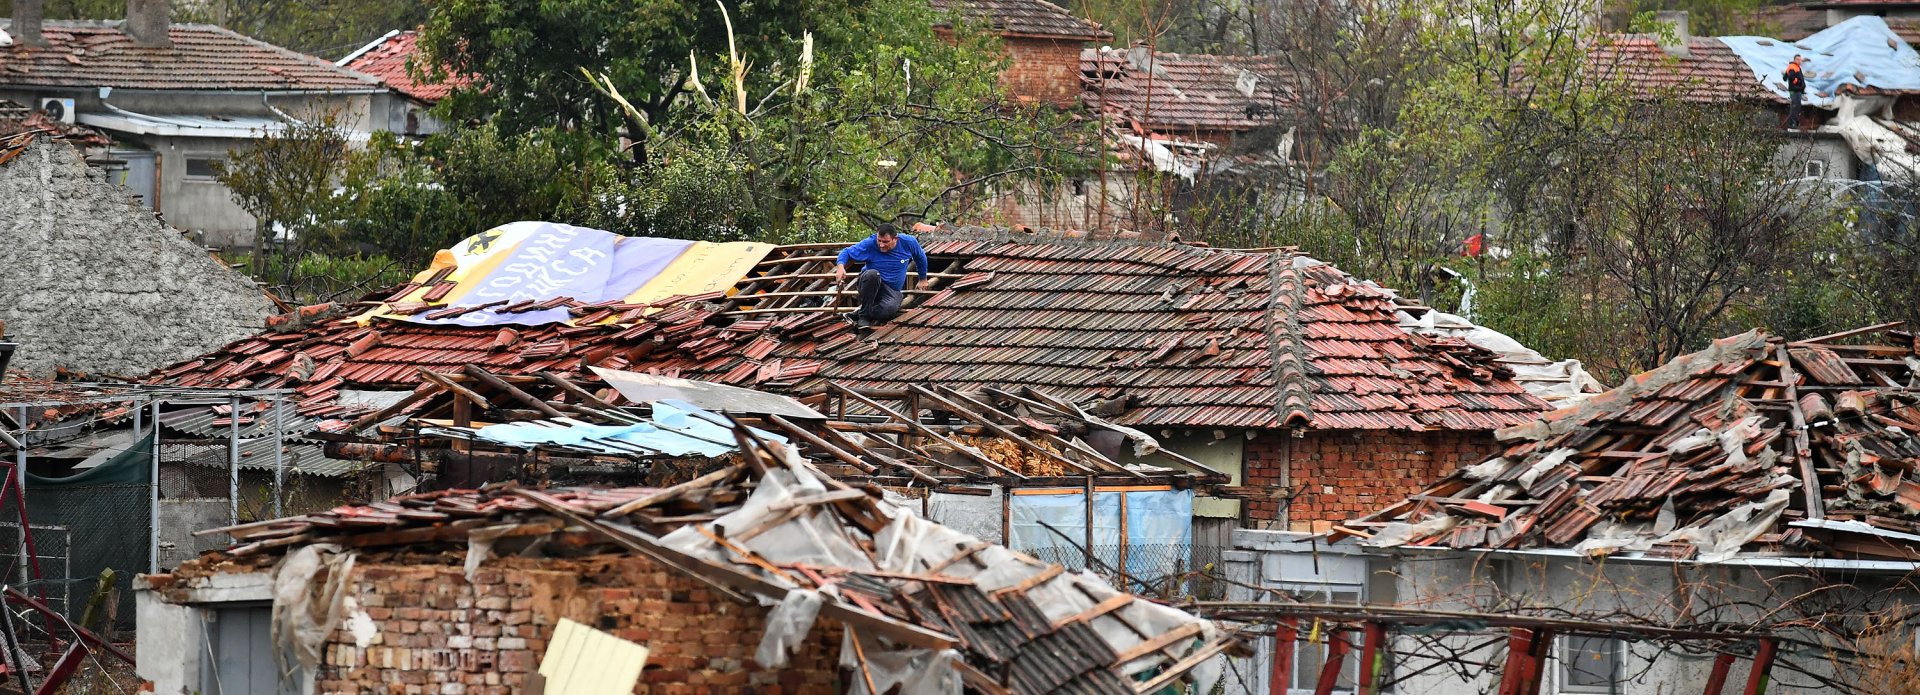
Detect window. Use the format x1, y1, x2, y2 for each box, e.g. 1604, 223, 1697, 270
1805, 159, 1828, 179
1285, 589, 1366, 694
1560, 635, 1621, 693
183, 157, 224, 180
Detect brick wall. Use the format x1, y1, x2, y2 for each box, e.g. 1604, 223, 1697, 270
1243, 430, 1503, 530
314, 555, 842, 694
1002, 36, 1088, 106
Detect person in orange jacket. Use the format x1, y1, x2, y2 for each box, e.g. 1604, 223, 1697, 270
1784, 55, 1807, 130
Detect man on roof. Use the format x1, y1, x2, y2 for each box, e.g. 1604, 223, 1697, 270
834, 223, 930, 328
1784, 54, 1807, 130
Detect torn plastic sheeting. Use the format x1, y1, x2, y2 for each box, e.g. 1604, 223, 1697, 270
660, 468, 872, 579
270, 543, 357, 677
1363, 514, 1459, 549
1516, 448, 1577, 489
1721, 16, 1920, 109
1463, 456, 1511, 481
841, 630, 962, 695
469, 399, 786, 457
757, 588, 825, 668
1661, 487, 1794, 563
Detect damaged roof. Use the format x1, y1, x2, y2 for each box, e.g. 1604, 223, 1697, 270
0, 21, 383, 92
187, 433, 1231, 693
150, 228, 1549, 432
1588, 35, 1783, 103
1352, 323, 1920, 563
929, 0, 1110, 40
336, 29, 473, 104
1081, 48, 1294, 133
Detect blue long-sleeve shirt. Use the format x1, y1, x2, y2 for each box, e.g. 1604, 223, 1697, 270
837, 234, 929, 290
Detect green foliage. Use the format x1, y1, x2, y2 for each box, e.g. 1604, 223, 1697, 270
575, 143, 765, 242
213, 0, 429, 57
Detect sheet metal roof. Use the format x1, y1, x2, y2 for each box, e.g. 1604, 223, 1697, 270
0, 21, 383, 92
1081, 48, 1293, 132
149, 229, 1549, 432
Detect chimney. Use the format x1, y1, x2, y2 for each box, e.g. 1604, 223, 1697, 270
1655, 10, 1691, 59
123, 0, 169, 47
9, 0, 45, 47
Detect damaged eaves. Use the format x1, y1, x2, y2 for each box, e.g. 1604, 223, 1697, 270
1352, 322, 1920, 563
185, 427, 1233, 694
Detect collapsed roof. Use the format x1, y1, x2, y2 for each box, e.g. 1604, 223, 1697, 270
150, 223, 1556, 433
187, 432, 1233, 693
1353, 323, 1920, 564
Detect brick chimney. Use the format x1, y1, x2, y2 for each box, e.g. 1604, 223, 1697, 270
10, 0, 46, 47
124, 0, 169, 47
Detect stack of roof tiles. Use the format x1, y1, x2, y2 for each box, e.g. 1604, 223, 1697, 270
1354, 325, 1920, 561
150, 230, 1549, 432
0, 21, 382, 91
1080, 48, 1294, 133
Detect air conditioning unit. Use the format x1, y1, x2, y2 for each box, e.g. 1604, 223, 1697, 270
39, 98, 74, 124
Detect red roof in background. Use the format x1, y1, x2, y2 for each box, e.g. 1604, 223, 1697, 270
1587, 35, 1781, 103
0, 21, 383, 92
930, 0, 1110, 40
1804, 0, 1920, 7
1081, 49, 1293, 133
149, 230, 1548, 431
338, 30, 474, 104
1755, 4, 1833, 40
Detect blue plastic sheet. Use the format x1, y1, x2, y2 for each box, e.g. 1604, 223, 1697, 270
1721, 16, 1920, 109
1007, 488, 1192, 583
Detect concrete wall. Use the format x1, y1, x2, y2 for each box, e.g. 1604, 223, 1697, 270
0, 137, 273, 376
0, 89, 393, 245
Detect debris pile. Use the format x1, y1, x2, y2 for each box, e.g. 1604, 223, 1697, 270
191, 429, 1234, 693
1353, 324, 1920, 562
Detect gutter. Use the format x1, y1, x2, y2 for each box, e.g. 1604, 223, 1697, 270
1378, 543, 1920, 572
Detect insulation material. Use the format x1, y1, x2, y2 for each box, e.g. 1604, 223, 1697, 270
270, 543, 357, 675
1399, 309, 1605, 404
840, 631, 962, 695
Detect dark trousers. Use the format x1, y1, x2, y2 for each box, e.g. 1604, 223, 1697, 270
851, 269, 903, 324
1786, 91, 1804, 129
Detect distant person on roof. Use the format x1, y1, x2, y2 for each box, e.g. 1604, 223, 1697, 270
834, 223, 930, 328
1784, 54, 1807, 130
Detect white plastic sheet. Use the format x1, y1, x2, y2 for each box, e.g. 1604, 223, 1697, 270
756, 588, 824, 668
270, 543, 357, 675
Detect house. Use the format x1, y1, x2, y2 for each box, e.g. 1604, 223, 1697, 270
0, 0, 403, 247
135, 440, 1228, 694
336, 29, 470, 136
143, 223, 1591, 569
1212, 323, 1920, 694
930, 0, 1111, 106
0, 132, 273, 377
1589, 13, 1920, 183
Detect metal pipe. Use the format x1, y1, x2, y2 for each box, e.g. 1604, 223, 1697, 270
1703, 651, 1736, 695
1742, 639, 1779, 695
227, 397, 240, 531
149, 399, 160, 574
1270, 618, 1296, 695
272, 397, 284, 519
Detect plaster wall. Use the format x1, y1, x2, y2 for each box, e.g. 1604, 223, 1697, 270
0, 138, 273, 375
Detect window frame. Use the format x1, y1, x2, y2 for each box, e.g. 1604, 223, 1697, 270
1557, 634, 1622, 694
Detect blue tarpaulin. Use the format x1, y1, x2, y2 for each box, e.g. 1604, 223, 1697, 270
1721, 16, 1920, 109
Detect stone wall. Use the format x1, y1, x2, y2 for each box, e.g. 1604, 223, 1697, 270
313, 555, 842, 694
0, 137, 273, 376
1243, 429, 1502, 529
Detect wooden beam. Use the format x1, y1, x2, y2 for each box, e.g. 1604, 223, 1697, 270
1132, 637, 1235, 694
539, 372, 620, 409
769, 415, 878, 474
832, 384, 1026, 479
416, 368, 493, 411
345, 382, 442, 433
1112, 622, 1204, 664
1776, 346, 1824, 521
1792, 321, 1907, 345
914, 385, 1099, 475
465, 365, 565, 418
1050, 593, 1133, 630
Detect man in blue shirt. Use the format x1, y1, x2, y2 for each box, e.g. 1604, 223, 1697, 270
834, 224, 929, 327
